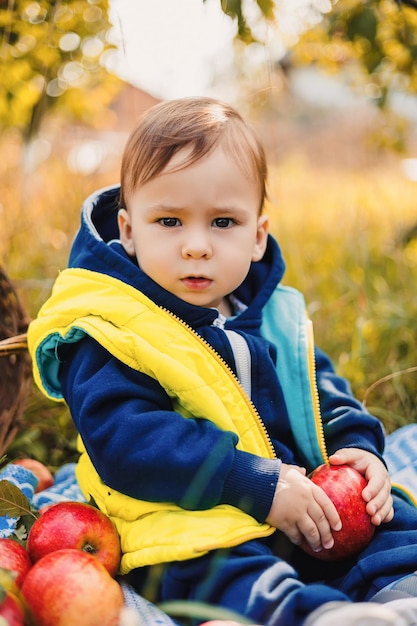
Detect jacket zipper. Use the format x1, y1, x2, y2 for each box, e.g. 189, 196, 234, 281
306, 319, 329, 464
161, 306, 276, 460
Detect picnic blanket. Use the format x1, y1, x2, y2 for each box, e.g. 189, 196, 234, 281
1, 423, 417, 624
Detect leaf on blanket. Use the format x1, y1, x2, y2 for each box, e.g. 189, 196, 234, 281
0, 480, 36, 519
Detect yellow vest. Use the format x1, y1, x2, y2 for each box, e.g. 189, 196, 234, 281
28, 268, 276, 573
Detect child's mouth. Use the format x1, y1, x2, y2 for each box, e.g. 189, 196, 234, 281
181, 277, 212, 290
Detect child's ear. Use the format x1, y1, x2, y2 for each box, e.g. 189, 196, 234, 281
251, 214, 269, 262
118, 208, 136, 257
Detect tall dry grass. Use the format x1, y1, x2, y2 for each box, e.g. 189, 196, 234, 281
268, 156, 417, 431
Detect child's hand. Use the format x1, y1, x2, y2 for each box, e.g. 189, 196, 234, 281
328, 448, 394, 526
266, 463, 342, 553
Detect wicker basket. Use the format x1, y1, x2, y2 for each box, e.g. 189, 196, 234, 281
0, 266, 31, 457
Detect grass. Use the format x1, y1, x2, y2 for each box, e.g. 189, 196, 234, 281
1, 131, 417, 468
268, 155, 417, 432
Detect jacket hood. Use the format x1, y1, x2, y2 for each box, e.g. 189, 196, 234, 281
68, 185, 286, 329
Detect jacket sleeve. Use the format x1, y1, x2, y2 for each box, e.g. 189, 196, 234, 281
59, 335, 279, 521
315, 347, 386, 461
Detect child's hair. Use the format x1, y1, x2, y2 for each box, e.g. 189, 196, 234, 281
119, 96, 267, 214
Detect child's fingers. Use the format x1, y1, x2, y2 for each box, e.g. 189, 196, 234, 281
366, 492, 394, 526
296, 505, 332, 552
298, 487, 342, 552
362, 471, 391, 502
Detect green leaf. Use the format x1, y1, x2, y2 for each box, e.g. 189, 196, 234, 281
14, 514, 36, 542
256, 0, 275, 20
347, 8, 378, 43
0, 481, 36, 519
220, 0, 256, 44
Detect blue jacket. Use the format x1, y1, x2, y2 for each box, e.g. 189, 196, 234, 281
28, 185, 385, 570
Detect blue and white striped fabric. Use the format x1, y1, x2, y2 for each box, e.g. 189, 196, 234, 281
384, 424, 417, 497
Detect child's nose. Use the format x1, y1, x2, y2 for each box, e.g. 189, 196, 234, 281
181, 231, 212, 259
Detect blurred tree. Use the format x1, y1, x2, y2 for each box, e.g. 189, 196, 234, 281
218, 0, 417, 117
0, 0, 121, 140
294, 1, 417, 109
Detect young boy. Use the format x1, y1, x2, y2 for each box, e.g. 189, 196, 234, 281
28, 97, 417, 626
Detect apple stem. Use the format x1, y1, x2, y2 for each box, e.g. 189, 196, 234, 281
82, 544, 97, 556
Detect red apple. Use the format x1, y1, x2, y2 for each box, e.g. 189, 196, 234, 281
21, 548, 125, 626
0, 538, 32, 588
26, 501, 121, 577
0, 592, 25, 626
13, 459, 54, 493
300, 464, 375, 561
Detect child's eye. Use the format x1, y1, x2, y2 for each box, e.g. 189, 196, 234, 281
159, 217, 180, 227
213, 218, 234, 228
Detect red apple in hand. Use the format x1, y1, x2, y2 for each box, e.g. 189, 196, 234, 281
13, 459, 54, 493
300, 464, 375, 561
27, 501, 121, 576
21, 549, 124, 626
0, 538, 32, 588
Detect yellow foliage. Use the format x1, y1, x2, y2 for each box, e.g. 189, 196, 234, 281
0, 0, 115, 136
266, 155, 417, 427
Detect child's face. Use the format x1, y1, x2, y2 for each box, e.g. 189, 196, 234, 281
118, 144, 268, 316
